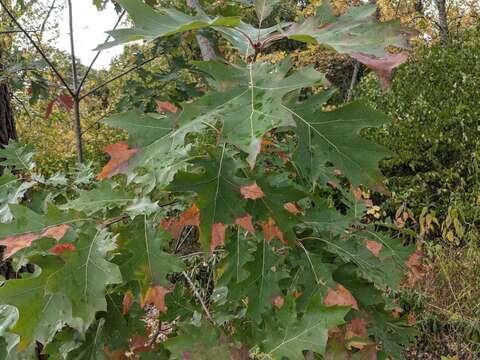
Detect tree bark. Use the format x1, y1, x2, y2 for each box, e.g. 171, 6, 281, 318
436, 0, 449, 44
0, 47, 17, 148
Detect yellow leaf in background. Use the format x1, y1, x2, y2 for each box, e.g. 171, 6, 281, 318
441, 356, 459, 360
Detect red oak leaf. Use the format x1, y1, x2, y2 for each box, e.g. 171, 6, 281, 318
352, 52, 409, 90
97, 142, 139, 180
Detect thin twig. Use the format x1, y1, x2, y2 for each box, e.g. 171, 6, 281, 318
79, 56, 157, 100
11, 93, 34, 123
76, 10, 126, 94
182, 271, 214, 324
39, 0, 57, 40
67, 0, 84, 163
0, 0, 74, 96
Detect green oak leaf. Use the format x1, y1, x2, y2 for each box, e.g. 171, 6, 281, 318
0, 204, 77, 241
168, 148, 248, 251
0, 140, 36, 172
0, 170, 35, 223
104, 111, 190, 188
62, 182, 135, 215
369, 309, 418, 359
254, 0, 279, 23
289, 247, 337, 312
250, 175, 307, 243
216, 22, 281, 56
300, 196, 353, 236
262, 294, 348, 359
64, 319, 108, 360
320, 230, 414, 290
232, 237, 288, 319
290, 90, 388, 187
164, 323, 230, 360
0, 257, 73, 351
284, 1, 410, 57
217, 230, 255, 287
47, 227, 122, 332
119, 217, 184, 289
174, 59, 326, 166
97, 0, 240, 50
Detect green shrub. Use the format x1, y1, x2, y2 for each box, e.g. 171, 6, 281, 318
356, 27, 480, 242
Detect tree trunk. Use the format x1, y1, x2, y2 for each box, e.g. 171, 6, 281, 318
0, 48, 17, 148
436, 0, 449, 44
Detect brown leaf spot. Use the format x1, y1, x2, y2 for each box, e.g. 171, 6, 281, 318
0, 224, 71, 259
211, 223, 227, 251
235, 214, 255, 233
284, 202, 302, 215
156, 100, 178, 113
324, 284, 359, 310
122, 291, 134, 315
405, 250, 424, 286
49, 242, 76, 255
346, 318, 368, 340
97, 142, 139, 180
271, 294, 284, 309
141, 285, 173, 313
240, 182, 265, 200
363, 239, 383, 257
261, 217, 286, 245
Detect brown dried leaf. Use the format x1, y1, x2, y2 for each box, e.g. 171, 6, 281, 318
405, 250, 424, 286
162, 204, 200, 239
346, 318, 368, 340
0, 224, 71, 259
324, 284, 359, 310
363, 239, 383, 257
141, 285, 173, 313
97, 142, 139, 180
240, 182, 265, 200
